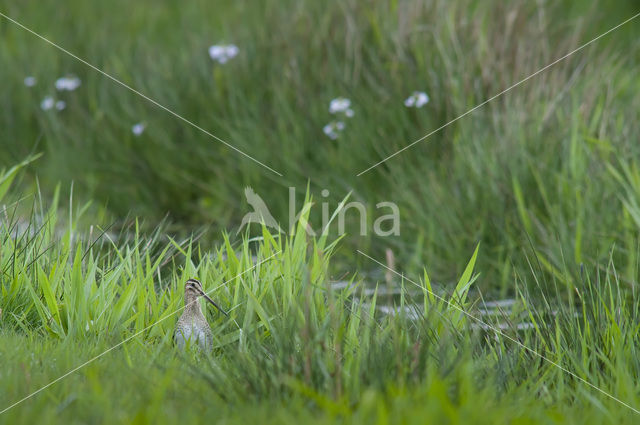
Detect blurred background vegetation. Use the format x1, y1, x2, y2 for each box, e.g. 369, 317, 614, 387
1, 0, 640, 291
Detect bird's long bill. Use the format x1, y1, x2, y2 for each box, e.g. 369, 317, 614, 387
194, 287, 229, 316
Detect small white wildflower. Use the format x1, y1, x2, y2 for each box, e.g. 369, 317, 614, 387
414, 92, 429, 107
209, 44, 239, 64
323, 121, 346, 140
55, 76, 81, 91
209, 45, 225, 60
323, 124, 338, 140
40, 96, 54, 111
404, 91, 429, 108
345, 108, 354, 118
329, 97, 351, 114
55, 100, 66, 111
24, 76, 37, 87
132, 122, 146, 136
225, 45, 239, 58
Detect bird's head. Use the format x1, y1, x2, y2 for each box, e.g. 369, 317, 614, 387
184, 279, 229, 316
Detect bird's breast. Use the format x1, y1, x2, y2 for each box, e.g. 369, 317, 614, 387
175, 320, 211, 350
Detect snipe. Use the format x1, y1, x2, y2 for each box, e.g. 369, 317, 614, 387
174, 279, 228, 351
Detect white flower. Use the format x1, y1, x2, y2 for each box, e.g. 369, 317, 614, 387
226, 45, 239, 58
40, 96, 54, 111
329, 97, 355, 118
55, 76, 81, 91
415, 92, 429, 107
323, 124, 338, 140
404, 91, 429, 108
132, 122, 146, 136
55, 100, 66, 111
329, 97, 351, 114
323, 121, 346, 140
24, 76, 37, 87
209, 44, 239, 64
209, 45, 225, 60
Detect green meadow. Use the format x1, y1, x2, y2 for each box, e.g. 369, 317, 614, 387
1, 0, 640, 423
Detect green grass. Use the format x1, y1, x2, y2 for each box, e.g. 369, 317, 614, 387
2, 0, 640, 423
2, 167, 640, 423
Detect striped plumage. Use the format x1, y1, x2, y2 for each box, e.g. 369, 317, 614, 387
174, 279, 227, 351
